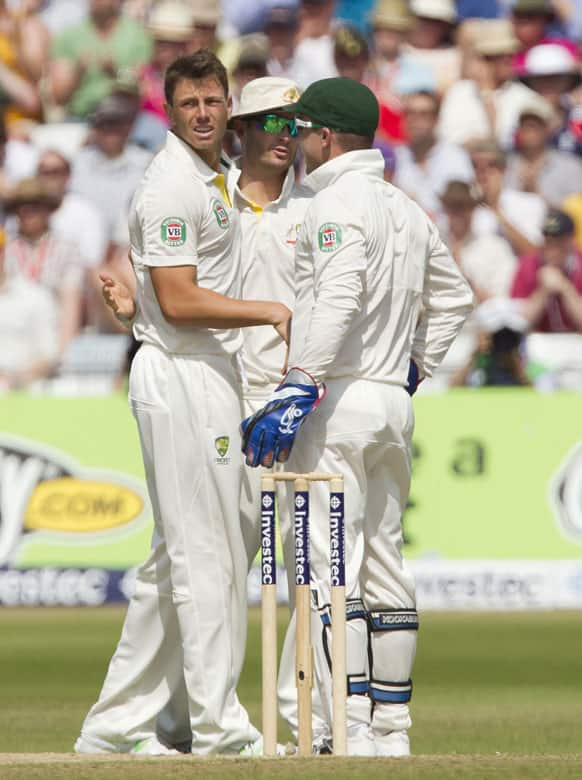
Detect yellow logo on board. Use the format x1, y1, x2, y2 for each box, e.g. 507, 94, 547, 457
25, 478, 144, 533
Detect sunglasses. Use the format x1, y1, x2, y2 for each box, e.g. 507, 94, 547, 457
254, 113, 297, 137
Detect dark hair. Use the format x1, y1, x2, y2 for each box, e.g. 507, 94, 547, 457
164, 50, 229, 105
405, 89, 441, 115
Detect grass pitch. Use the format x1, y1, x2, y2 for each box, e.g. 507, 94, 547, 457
1, 608, 581, 779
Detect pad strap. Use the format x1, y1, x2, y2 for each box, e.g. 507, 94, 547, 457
368, 609, 419, 632
369, 678, 413, 703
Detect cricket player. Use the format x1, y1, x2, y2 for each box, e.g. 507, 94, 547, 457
241, 77, 474, 756
75, 51, 292, 756
98, 76, 327, 750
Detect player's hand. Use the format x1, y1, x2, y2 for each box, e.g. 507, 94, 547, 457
240, 367, 325, 468
271, 303, 292, 344
100, 273, 136, 323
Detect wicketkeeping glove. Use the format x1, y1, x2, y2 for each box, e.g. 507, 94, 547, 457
406, 359, 423, 396
240, 368, 326, 468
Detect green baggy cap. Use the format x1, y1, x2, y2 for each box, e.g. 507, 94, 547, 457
288, 77, 379, 136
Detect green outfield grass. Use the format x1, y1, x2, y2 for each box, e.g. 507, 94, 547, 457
1, 608, 581, 779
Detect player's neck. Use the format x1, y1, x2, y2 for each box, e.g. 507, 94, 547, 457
238, 165, 286, 207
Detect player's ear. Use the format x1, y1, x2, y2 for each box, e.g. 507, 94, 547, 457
320, 127, 332, 150
232, 118, 245, 141
226, 94, 233, 120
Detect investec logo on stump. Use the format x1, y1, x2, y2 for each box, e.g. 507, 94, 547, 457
261, 491, 276, 585
294, 491, 310, 585
329, 492, 345, 587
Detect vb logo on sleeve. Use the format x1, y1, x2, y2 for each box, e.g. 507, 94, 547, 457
161, 217, 186, 247
318, 222, 342, 252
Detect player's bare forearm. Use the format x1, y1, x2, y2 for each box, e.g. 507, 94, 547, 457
150, 265, 291, 340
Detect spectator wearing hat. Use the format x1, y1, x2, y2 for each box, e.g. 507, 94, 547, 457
450, 298, 531, 387
505, 99, 582, 206
130, 1, 195, 151
511, 0, 579, 76
438, 19, 540, 148
519, 43, 582, 156
333, 24, 369, 82
470, 138, 547, 255
393, 90, 474, 219
440, 180, 518, 301
264, 5, 300, 79
289, 0, 337, 87
188, 0, 221, 54
49, 0, 152, 120
3, 176, 83, 352
70, 94, 152, 242
405, 0, 461, 95
511, 208, 582, 332
365, 0, 435, 143
36, 148, 107, 270
0, 225, 60, 391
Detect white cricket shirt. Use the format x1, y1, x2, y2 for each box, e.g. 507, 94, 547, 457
288, 149, 474, 384
129, 131, 243, 356
228, 165, 312, 393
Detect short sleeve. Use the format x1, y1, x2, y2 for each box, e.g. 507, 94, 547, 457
139, 179, 202, 267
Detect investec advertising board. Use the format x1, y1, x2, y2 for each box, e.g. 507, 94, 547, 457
0, 392, 581, 609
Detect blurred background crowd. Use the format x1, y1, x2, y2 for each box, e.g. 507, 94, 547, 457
0, 0, 581, 394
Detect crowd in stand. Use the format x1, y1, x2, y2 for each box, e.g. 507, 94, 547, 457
0, 0, 580, 391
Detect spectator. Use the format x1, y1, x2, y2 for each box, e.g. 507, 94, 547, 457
49, 0, 152, 119
393, 90, 474, 219
373, 137, 396, 182
511, 208, 582, 332
0, 2, 44, 125
440, 180, 517, 301
3, 177, 83, 352
406, 0, 461, 95
368, 0, 435, 99
0, 225, 59, 391
36, 148, 107, 270
511, 0, 578, 75
265, 5, 299, 79
438, 18, 540, 148
38, 0, 89, 36
505, 100, 582, 206
69, 94, 151, 241
519, 42, 582, 156
366, 0, 435, 143
188, 0, 221, 54
470, 138, 547, 255
290, 0, 337, 87
232, 34, 270, 101
133, 1, 194, 151
451, 298, 531, 387
333, 23, 368, 82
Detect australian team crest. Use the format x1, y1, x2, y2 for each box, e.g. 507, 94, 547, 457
214, 436, 231, 465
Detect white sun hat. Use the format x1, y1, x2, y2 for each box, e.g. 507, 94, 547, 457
230, 77, 302, 120
523, 43, 579, 76
410, 0, 457, 24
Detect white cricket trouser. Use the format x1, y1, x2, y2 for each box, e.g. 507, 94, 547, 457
79, 344, 258, 754
283, 378, 418, 732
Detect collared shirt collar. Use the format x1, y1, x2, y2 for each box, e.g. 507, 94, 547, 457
165, 130, 222, 183
229, 162, 298, 210
304, 149, 384, 193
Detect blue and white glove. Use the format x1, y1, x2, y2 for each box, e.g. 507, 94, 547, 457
240, 368, 326, 468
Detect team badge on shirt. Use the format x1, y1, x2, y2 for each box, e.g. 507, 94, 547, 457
318, 222, 342, 252
212, 198, 230, 229
214, 436, 231, 465
161, 217, 186, 247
